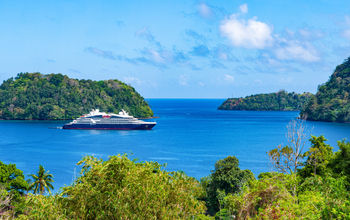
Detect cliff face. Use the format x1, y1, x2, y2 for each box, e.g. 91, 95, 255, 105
0, 73, 153, 120
219, 91, 312, 111
300, 58, 350, 122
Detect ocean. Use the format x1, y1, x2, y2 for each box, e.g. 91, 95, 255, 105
1, 99, 349, 192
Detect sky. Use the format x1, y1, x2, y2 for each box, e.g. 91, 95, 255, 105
0, 0, 349, 98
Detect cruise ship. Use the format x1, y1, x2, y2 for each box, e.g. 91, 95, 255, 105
62, 109, 156, 130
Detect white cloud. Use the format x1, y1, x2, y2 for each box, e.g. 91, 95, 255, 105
220, 15, 273, 49
224, 74, 235, 83
219, 4, 321, 63
198, 3, 212, 18
239, 4, 248, 14
274, 40, 320, 62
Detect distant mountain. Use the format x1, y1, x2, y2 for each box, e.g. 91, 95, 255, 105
0, 73, 153, 120
218, 91, 313, 111
300, 57, 350, 122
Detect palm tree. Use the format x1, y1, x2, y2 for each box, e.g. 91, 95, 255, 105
29, 165, 54, 195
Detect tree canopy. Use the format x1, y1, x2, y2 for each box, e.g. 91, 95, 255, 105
201, 156, 254, 215
0, 72, 153, 119
29, 165, 54, 195
300, 57, 350, 122
19, 155, 206, 219
1, 138, 349, 219
0, 161, 28, 200
219, 90, 312, 111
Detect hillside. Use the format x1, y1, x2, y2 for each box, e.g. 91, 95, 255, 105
218, 90, 313, 111
300, 58, 350, 122
0, 73, 153, 120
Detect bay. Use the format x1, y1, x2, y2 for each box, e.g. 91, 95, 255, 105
0, 99, 349, 192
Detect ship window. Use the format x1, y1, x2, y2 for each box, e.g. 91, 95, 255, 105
87, 115, 102, 118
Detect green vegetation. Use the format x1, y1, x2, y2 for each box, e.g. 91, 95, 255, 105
0, 72, 153, 120
210, 122, 350, 219
1, 130, 349, 218
300, 57, 350, 122
0, 161, 29, 218
220, 56, 350, 122
201, 156, 254, 216
219, 90, 312, 111
29, 165, 54, 195
18, 155, 206, 219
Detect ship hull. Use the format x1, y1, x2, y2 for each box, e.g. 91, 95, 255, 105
62, 123, 156, 130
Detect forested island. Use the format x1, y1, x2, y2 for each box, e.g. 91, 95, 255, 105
300, 57, 350, 122
0, 73, 153, 120
1, 129, 350, 219
219, 57, 350, 123
218, 90, 312, 111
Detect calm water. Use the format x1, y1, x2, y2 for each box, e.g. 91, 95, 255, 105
1, 99, 349, 192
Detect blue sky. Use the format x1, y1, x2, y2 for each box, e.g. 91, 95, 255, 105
0, 0, 349, 98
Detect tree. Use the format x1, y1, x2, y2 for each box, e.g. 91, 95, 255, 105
202, 156, 254, 215
301, 136, 333, 176
29, 165, 54, 195
58, 155, 206, 219
328, 140, 350, 187
0, 161, 28, 200
0, 161, 29, 217
268, 119, 309, 174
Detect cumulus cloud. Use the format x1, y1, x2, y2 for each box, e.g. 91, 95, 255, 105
239, 4, 248, 14
274, 40, 320, 62
198, 3, 212, 18
219, 4, 321, 63
220, 15, 273, 49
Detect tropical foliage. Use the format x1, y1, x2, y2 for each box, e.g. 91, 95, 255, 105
20, 155, 206, 219
29, 165, 54, 195
0, 161, 28, 200
0, 72, 153, 120
1, 136, 349, 219
0, 161, 29, 217
212, 138, 350, 219
219, 90, 312, 111
300, 57, 350, 122
200, 156, 254, 215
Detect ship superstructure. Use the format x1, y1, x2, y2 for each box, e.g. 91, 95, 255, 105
63, 109, 156, 130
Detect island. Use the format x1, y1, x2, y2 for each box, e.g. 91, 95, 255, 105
300, 57, 350, 122
0, 72, 153, 120
218, 90, 313, 111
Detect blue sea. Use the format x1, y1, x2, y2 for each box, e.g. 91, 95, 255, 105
1, 99, 349, 192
